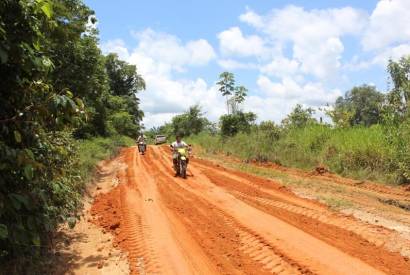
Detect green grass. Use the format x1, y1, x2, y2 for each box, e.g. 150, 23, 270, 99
195, 152, 360, 210
318, 196, 354, 210
76, 135, 134, 183
188, 124, 404, 185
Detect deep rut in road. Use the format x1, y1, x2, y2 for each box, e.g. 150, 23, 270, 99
91, 146, 410, 275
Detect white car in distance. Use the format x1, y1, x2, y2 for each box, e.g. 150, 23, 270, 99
154, 135, 167, 145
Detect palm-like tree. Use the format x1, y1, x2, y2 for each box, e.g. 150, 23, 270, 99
234, 86, 248, 104
217, 72, 235, 114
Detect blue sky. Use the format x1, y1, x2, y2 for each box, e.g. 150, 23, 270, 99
85, 0, 410, 128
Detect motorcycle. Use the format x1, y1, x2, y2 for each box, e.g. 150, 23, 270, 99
174, 147, 189, 178
138, 141, 146, 155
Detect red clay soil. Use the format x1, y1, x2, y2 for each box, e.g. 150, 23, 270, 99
91, 146, 410, 275
220, 154, 410, 199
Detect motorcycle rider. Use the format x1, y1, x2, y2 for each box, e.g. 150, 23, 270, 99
136, 133, 147, 154
170, 133, 190, 176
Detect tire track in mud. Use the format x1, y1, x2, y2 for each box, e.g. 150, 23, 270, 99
159, 146, 410, 273
119, 188, 161, 274
224, 156, 410, 200
93, 147, 220, 275
143, 150, 310, 274
150, 146, 393, 275
92, 146, 410, 275
193, 160, 410, 260
224, 217, 309, 274
93, 148, 163, 274
129, 147, 221, 274
123, 149, 168, 275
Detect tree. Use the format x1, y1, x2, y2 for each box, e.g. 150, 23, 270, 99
158, 123, 174, 138
217, 72, 235, 114
171, 105, 209, 137
347, 85, 384, 126
328, 85, 384, 127
220, 112, 257, 136
0, 0, 147, 269
325, 100, 354, 128
0, 0, 85, 263
282, 104, 316, 128
104, 53, 146, 136
228, 85, 248, 114
386, 56, 410, 123
45, 0, 110, 137
234, 85, 248, 104
394, 117, 410, 183
106, 95, 139, 137
105, 53, 145, 96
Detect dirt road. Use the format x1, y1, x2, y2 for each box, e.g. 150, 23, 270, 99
91, 146, 410, 275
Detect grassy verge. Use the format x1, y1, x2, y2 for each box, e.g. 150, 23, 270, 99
192, 151, 384, 212
76, 135, 134, 183
188, 124, 406, 185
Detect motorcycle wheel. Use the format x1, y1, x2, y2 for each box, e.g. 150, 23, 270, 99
180, 160, 187, 179
174, 160, 179, 176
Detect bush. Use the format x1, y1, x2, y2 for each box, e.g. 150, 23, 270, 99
0, 132, 81, 263
220, 112, 256, 136
394, 118, 410, 183
170, 105, 210, 137
322, 125, 395, 180
0, 134, 132, 271
77, 135, 134, 181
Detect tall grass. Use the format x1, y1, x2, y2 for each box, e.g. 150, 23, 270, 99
189, 124, 404, 184
76, 135, 134, 183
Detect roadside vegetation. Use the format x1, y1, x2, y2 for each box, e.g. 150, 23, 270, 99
189, 123, 404, 184
76, 135, 134, 182
0, 0, 143, 271
154, 60, 410, 185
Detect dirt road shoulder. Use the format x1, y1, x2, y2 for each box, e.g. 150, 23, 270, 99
50, 156, 129, 275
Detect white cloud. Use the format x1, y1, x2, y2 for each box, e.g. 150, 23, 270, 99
345, 43, 410, 70
132, 29, 216, 72
237, 5, 366, 80
256, 76, 340, 105
294, 36, 344, 79
239, 9, 263, 28
100, 39, 130, 60
362, 0, 410, 51
260, 56, 300, 78
372, 43, 410, 66
218, 27, 266, 57
246, 75, 341, 122
141, 113, 177, 129
186, 39, 217, 65
244, 5, 366, 41
138, 76, 224, 120
218, 59, 257, 70
101, 29, 223, 128
343, 0, 410, 71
